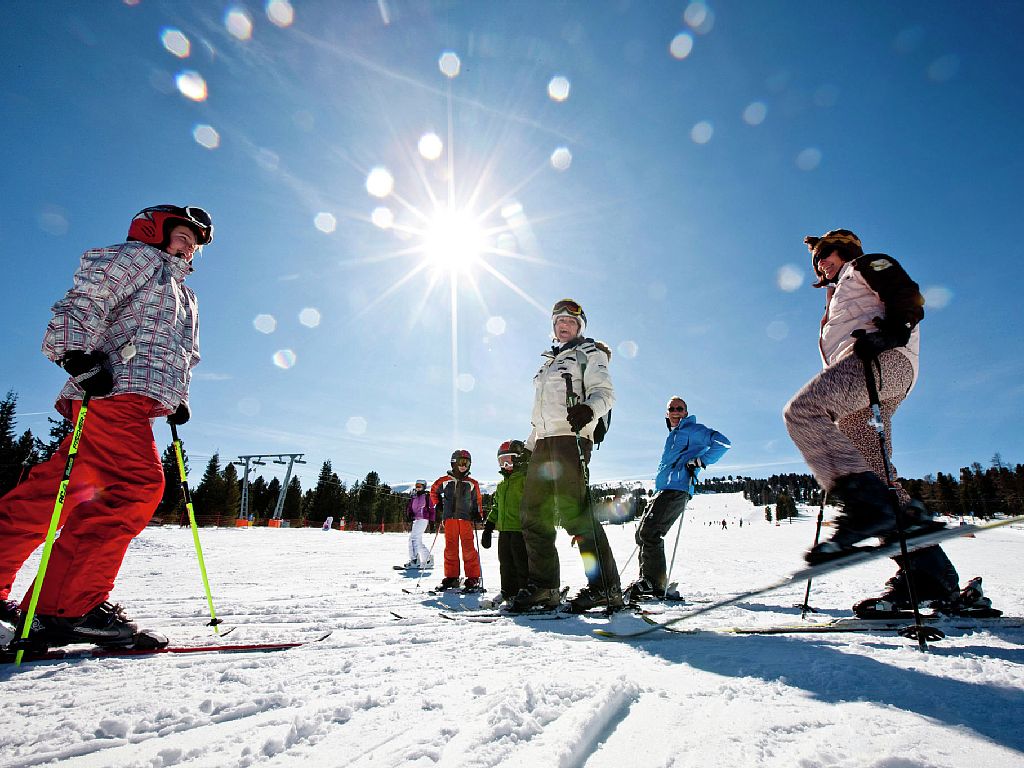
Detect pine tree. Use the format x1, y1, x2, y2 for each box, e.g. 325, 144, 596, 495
34, 416, 73, 463
222, 462, 241, 520
193, 453, 227, 524
0, 391, 43, 495
0, 391, 21, 494
283, 475, 302, 520
156, 444, 187, 524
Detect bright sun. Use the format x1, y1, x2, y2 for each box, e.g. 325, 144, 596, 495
422, 207, 486, 273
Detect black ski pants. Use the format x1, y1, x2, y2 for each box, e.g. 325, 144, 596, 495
636, 489, 690, 591
497, 530, 530, 598
519, 435, 619, 591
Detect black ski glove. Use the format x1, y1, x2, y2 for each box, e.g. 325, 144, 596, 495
481, 520, 495, 549
685, 456, 706, 473
60, 350, 114, 397
167, 402, 191, 426
566, 403, 594, 432
851, 320, 911, 362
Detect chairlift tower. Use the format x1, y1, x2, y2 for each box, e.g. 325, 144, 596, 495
232, 453, 306, 521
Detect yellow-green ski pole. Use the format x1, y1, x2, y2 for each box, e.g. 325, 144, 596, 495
13, 395, 91, 666
170, 423, 222, 634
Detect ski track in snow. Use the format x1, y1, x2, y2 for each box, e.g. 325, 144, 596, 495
2, 493, 1023, 768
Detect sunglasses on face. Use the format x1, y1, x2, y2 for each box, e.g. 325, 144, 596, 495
553, 298, 584, 316
667, 406, 686, 412
455, 459, 470, 466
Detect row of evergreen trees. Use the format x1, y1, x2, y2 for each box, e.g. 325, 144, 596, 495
3, 391, 1023, 526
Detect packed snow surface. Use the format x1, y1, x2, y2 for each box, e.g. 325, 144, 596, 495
2, 493, 1022, 768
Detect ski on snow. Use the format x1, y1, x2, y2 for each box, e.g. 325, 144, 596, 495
1, 632, 332, 664
639, 614, 1022, 636
595, 515, 1024, 640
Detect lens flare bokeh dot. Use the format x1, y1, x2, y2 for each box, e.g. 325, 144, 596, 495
160, 28, 190, 58
618, 340, 639, 359
273, 349, 297, 370
550, 147, 572, 171
418, 133, 443, 160
314, 212, 337, 233
547, 76, 571, 101
193, 124, 220, 149
253, 314, 277, 334
438, 51, 461, 78
371, 207, 394, 229
796, 148, 822, 171
175, 71, 207, 101
486, 316, 506, 335
684, 2, 714, 33
691, 121, 713, 144
366, 167, 394, 198
346, 416, 367, 436
923, 286, 953, 309
766, 320, 789, 341
298, 308, 321, 328
225, 8, 253, 40
456, 373, 476, 392
37, 205, 69, 236
776, 264, 804, 292
743, 102, 767, 126
669, 33, 694, 60
267, 0, 295, 27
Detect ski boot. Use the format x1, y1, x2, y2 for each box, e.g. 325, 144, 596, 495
0, 599, 21, 627
807, 472, 898, 563
939, 577, 1002, 618
567, 584, 625, 614
28, 602, 164, 648
508, 584, 562, 613
435, 577, 461, 592
461, 577, 485, 594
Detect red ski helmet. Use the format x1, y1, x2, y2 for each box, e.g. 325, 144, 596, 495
128, 205, 214, 250
497, 440, 525, 460
450, 449, 472, 468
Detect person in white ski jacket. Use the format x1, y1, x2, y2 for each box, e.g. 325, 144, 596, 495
510, 299, 622, 614
0, 205, 212, 649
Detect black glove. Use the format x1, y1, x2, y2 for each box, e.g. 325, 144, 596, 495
520, 448, 533, 464
685, 456, 706, 473
60, 350, 114, 397
851, 320, 911, 362
167, 402, 191, 425
566, 403, 594, 432
481, 520, 495, 549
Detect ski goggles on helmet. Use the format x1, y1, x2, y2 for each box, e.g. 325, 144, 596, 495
129, 204, 214, 247
552, 298, 584, 317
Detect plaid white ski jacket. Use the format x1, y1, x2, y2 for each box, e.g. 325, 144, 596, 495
42, 241, 200, 418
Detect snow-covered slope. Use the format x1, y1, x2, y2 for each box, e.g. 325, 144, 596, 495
2, 493, 1022, 768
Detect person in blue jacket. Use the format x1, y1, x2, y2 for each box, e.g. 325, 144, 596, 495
624, 396, 730, 602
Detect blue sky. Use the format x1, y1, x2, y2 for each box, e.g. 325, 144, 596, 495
2, 1, 1022, 491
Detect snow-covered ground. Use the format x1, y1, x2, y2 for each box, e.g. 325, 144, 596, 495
2, 492, 1022, 768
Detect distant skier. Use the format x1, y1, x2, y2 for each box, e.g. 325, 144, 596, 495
430, 451, 484, 591
784, 229, 996, 616
481, 440, 530, 606
401, 480, 435, 569
510, 299, 620, 614
0, 204, 213, 648
625, 397, 729, 602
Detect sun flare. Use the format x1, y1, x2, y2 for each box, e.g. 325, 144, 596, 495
422, 207, 486, 273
